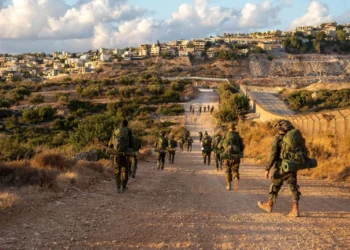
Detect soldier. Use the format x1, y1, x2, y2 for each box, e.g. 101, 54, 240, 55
155, 131, 168, 170
198, 131, 203, 143
187, 136, 193, 152
108, 119, 132, 194
212, 132, 223, 171
221, 123, 244, 191
129, 130, 142, 178
168, 135, 178, 164
201, 131, 212, 165
199, 107, 202, 114
204, 106, 207, 112
192, 108, 195, 115
210, 106, 214, 114
207, 105, 210, 111
178, 137, 185, 152
258, 120, 305, 217
190, 104, 192, 112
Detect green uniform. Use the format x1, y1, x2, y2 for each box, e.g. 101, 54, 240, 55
201, 135, 212, 165
266, 135, 301, 203
178, 138, 185, 152
187, 137, 193, 152
168, 138, 177, 164
222, 131, 244, 182
212, 134, 223, 170
155, 135, 168, 170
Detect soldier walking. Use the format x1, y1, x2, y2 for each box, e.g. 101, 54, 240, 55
190, 104, 192, 112
198, 131, 203, 143
220, 123, 244, 191
212, 132, 223, 171
168, 135, 177, 164
108, 120, 132, 194
199, 107, 202, 114
201, 131, 212, 165
155, 131, 168, 170
204, 106, 206, 112
258, 120, 306, 217
178, 137, 185, 152
187, 136, 193, 152
129, 131, 142, 178
210, 106, 214, 114
207, 105, 210, 111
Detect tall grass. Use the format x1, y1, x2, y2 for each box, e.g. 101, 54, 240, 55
237, 121, 350, 182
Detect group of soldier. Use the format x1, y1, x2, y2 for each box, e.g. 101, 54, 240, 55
189, 104, 215, 114
108, 118, 308, 217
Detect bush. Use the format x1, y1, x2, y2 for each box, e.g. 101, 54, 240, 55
22, 106, 56, 123
158, 104, 184, 116
81, 85, 101, 99
0, 137, 34, 161
148, 84, 164, 95
31, 150, 75, 171
29, 94, 45, 104
0, 161, 58, 188
164, 89, 180, 102
55, 93, 70, 103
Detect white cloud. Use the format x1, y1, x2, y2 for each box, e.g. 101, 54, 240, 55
289, 1, 332, 29
0, 0, 286, 53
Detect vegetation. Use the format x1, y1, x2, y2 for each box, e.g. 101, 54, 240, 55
284, 89, 350, 112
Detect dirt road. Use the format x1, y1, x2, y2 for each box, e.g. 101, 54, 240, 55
1, 91, 349, 249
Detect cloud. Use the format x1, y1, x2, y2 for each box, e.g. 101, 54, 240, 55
240, 1, 282, 28
289, 1, 332, 29
0, 0, 286, 53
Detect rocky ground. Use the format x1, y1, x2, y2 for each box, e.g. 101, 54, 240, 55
1, 91, 349, 250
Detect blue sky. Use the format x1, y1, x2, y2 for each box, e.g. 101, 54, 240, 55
1, 0, 350, 53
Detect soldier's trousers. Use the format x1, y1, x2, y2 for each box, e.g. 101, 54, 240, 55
129, 156, 137, 177
113, 155, 130, 188
157, 152, 166, 169
269, 169, 301, 202
202, 151, 211, 165
224, 158, 240, 183
168, 151, 175, 164
214, 152, 222, 169
187, 144, 192, 152
179, 144, 184, 152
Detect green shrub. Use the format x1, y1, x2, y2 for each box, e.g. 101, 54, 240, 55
148, 84, 164, 95
158, 104, 184, 116
22, 106, 56, 124
29, 94, 45, 104
164, 89, 180, 102
0, 137, 34, 161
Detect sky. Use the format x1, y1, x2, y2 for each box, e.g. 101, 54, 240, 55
0, 0, 349, 54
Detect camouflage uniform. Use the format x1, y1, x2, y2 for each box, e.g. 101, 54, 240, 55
212, 134, 223, 170
187, 137, 193, 152
198, 131, 203, 143
222, 127, 244, 190
155, 132, 168, 170
201, 134, 212, 165
168, 136, 177, 164
108, 121, 132, 193
266, 135, 301, 203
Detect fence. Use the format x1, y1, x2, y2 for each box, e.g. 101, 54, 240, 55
240, 85, 350, 136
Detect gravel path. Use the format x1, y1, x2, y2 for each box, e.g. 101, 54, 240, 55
1, 91, 349, 250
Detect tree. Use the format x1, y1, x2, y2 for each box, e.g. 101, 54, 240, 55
315, 31, 326, 42
336, 29, 347, 42
29, 94, 45, 104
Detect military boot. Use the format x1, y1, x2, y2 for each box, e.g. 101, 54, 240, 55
288, 201, 300, 217
258, 200, 274, 213
226, 182, 231, 191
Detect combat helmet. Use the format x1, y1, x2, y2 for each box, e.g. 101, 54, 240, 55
274, 120, 294, 133
160, 131, 166, 136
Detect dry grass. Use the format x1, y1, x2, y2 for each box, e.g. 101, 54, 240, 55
0, 192, 19, 210
31, 150, 76, 171
0, 161, 58, 188
238, 121, 350, 182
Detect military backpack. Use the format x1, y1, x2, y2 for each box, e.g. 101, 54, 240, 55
169, 139, 178, 148
157, 136, 168, 150
111, 127, 130, 153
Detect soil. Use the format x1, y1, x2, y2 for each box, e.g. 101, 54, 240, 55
1, 91, 349, 249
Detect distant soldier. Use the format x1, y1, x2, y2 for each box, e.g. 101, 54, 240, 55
201, 131, 212, 165
212, 132, 223, 171
178, 137, 185, 152
108, 120, 132, 194
155, 131, 168, 170
187, 137, 194, 152
207, 105, 210, 111
220, 123, 244, 191
258, 120, 309, 217
198, 131, 203, 143
204, 106, 206, 112
185, 130, 190, 141
129, 130, 142, 178
190, 104, 193, 112
168, 135, 178, 164
199, 107, 202, 114
210, 106, 214, 114
192, 108, 195, 115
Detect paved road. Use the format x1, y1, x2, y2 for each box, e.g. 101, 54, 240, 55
249, 91, 295, 116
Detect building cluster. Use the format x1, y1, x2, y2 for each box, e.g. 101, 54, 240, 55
1, 21, 350, 83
